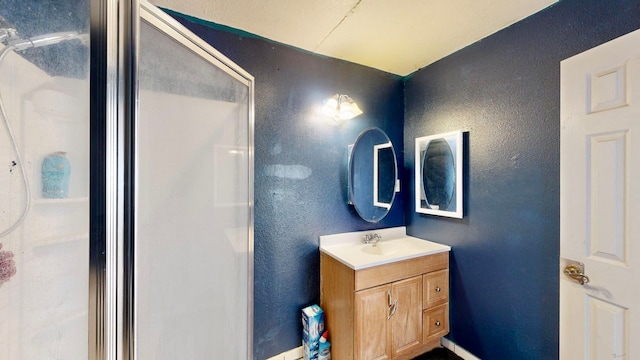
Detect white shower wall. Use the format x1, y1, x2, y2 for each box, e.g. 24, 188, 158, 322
0, 46, 89, 359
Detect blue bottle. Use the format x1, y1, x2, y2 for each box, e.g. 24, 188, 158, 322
318, 332, 331, 360
42, 151, 70, 198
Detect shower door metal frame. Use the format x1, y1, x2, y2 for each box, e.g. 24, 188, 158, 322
90, 0, 255, 359
89, 0, 140, 358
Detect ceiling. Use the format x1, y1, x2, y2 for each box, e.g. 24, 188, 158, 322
151, 0, 558, 76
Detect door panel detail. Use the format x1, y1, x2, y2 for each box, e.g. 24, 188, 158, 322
587, 131, 627, 265
586, 295, 627, 359
589, 63, 628, 113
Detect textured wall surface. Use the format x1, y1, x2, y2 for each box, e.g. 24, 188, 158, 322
170, 13, 405, 359
0, 0, 89, 78
404, 1, 640, 359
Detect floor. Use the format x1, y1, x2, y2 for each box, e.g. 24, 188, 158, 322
412, 347, 464, 360
288, 345, 462, 360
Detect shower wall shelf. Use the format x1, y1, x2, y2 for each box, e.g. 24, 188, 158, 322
32, 111, 86, 123
31, 88, 88, 121
31, 233, 88, 250
32, 197, 89, 205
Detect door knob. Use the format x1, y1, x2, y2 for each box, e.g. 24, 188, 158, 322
563, 264, 590, 285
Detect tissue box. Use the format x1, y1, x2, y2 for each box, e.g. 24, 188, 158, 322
302, 304, 325, 360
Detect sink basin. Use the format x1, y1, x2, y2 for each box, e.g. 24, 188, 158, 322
320, 229, 451, 270
361, 241, 409, 256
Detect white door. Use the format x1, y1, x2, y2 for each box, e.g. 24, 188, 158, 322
560, 29, 640, 359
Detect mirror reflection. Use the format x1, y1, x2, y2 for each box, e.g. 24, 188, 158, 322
415, 130, 463, 218
348, 127, 398, 223
375, 143, 395, 206
422, 138, 454, 210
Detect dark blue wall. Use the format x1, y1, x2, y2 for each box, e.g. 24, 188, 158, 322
0, 0, 89, 77
170, 13, 405, 359
404, 1, 640, 359
170, 1, 640, 358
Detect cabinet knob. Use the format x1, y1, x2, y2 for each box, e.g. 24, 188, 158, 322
435, 287, 441, 292
435, 321, 441, 326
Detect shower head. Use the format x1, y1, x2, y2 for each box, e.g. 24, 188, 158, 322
8, 31, 89, 51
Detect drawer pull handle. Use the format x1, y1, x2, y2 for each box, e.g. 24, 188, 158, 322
435, 321, 441, 326
435, 287, 441, 292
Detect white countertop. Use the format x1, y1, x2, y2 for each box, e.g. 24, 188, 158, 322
319, 227, 451, 270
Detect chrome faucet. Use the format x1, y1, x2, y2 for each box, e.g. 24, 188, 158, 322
361, 233, 382, 246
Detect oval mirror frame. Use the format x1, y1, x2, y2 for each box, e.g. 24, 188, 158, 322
415, 130, 463, 218
348, 127, 398, 223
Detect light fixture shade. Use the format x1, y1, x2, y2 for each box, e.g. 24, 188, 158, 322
322, 94, 340, 117
322, 94, 363, 121
339, 99, 362, 120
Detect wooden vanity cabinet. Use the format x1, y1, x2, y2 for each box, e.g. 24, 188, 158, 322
320, 251, 449, 360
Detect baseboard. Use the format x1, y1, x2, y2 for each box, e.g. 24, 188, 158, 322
441, 338, 481, 360
266, 346, 303, 360
267, 340, 478, 360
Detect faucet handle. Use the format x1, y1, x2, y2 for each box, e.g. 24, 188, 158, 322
361, 233, 382, 244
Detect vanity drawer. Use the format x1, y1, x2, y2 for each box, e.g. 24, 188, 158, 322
354, 252, 448, 291
423, 303, 449, 342
422, 269, 449, 308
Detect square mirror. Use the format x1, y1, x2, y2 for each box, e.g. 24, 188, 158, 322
415, 130, 463, 218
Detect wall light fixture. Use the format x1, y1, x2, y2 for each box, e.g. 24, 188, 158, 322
322, 94, 363, 121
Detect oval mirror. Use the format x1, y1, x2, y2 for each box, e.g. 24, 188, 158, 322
422, 138, 455, 210
348, 127, 398, 223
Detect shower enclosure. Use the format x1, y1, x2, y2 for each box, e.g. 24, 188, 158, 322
0, 0, 254, 358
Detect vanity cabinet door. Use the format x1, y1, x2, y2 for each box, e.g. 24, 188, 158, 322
355, 284, 392, 360
391, 275, 423, 358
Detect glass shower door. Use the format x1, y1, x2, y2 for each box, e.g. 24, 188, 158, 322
135, 4, 254, 359
0, 2, 90, 359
